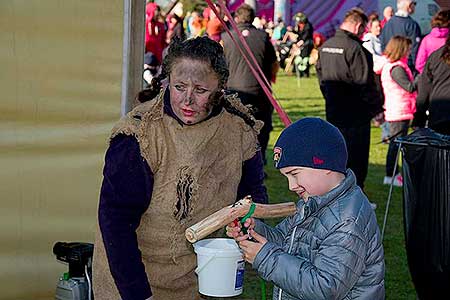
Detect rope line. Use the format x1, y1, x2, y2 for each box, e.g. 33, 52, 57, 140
205, 0, 291, 127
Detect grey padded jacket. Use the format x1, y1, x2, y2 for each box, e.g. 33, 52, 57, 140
253, 170, 385, 300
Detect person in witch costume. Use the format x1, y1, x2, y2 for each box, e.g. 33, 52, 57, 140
93, 37, 268, 300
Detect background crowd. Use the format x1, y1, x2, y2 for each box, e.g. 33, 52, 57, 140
143, 0, 450, 191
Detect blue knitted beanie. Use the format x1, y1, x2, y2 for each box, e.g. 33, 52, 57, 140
273, 117, 348, 174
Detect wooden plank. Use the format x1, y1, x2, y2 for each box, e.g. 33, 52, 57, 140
185, 196, 297, 243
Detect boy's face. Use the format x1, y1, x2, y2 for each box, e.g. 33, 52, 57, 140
280, 166, 333, 200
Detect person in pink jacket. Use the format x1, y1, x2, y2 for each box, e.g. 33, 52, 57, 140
415, 10, 450, 73
381, 36, 417, 187
145, 3, 166, 64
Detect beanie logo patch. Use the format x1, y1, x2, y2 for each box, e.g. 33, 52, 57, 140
313, 156, 324, 165
273, 147, 282, 168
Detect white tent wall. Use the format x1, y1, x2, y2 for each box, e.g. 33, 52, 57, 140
0, 1, 124, 299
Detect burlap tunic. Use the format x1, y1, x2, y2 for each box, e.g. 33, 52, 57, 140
93, 92, 261, 300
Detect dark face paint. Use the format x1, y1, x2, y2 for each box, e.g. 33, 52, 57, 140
169, 58, 219, 125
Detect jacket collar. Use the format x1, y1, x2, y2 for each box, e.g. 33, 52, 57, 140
335, 29, 362, 44
430, 27, 450, 38
293, 169, 357, 226
236, 23, 255, 30
395, 10, 409, 17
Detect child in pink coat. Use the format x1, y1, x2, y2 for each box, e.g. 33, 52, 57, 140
381, 36, 417, 187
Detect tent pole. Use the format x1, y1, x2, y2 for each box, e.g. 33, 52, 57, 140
121, 0, 146, 116
382, 142, 402, 240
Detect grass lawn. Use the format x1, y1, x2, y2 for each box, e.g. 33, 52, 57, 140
239, 71, 416, 299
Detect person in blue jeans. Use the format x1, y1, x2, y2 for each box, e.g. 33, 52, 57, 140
227, 118, 385, 299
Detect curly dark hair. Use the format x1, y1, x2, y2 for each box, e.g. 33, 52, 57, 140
137, 36, 258, 128
137, 36, 229, 103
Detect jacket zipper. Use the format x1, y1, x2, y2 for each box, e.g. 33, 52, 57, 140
278, 225, 298, 300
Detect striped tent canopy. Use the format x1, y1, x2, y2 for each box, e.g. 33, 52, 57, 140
228, 0, 377, 37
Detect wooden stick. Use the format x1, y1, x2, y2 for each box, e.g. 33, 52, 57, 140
185, 196, 297, 243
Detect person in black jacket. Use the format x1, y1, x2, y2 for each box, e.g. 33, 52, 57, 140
292, 12, 314, 77
221, 4, 278, 165
412, 36, 450, 135
316, 8, 383, 189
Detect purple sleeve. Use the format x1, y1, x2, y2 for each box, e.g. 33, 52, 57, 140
98, 135, 153, 300
237, 150, 268, 204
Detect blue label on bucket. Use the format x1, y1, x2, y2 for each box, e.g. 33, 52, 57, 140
235, 260, 245, 290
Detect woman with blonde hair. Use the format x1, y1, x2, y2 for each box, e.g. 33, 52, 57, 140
381, 36, 417, 187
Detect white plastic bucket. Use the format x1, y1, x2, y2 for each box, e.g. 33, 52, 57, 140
194, 238, 245, 297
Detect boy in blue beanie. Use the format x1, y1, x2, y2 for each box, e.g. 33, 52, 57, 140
227, 117, 385, 299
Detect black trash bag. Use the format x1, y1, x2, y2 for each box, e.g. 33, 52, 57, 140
398, 128, 450, 299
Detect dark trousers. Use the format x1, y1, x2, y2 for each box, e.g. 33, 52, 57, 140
337, 122, 371, 189
386, 120, 410, 176
255, 110, 272, 164
229, 90, 273, 165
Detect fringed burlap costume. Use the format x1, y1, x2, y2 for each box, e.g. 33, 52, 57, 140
93, 91, 262, 300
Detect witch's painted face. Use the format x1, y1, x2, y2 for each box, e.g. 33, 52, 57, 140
169, 58, 219, 125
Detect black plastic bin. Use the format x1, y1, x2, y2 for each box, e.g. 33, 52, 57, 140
398, 128, 450, 299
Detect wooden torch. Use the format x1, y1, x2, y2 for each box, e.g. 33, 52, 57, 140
185, 196, 297, 243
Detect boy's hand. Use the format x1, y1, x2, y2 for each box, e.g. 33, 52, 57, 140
226, 218, 256, 239
238, 229, 267, 264
226, 220, 243, 238
241, 217, 256, 234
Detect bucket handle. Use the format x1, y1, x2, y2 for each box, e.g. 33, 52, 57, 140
195, 253, 217, 274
